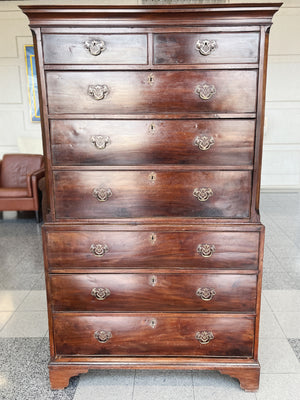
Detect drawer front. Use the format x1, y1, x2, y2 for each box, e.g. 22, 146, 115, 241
153, 32, 259, 64
53, 313, 255, 357
50, 119, 255, 167
50, 273, 257, 312
43, 34, 148, 64
45, 229, 259, 270
47, 70, 257, 114
53, 170, 252, 219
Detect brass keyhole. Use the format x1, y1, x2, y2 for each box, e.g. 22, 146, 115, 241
149, 318, 157, 328
150, 275, 157, 286
148, 123, 156, 135
150, 233, 157, 244
148, 73, 154, 85
149, 172, 156, 183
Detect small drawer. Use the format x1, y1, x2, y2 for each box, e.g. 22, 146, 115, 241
53, 170, 252, 219
42, 34, 148, 64
153, 32, 259, 64
50, 273, 257, 312
53, 313, 255, 357
45, 228, 260, 270
46, 70, 257, 115
50, 119, 255, 167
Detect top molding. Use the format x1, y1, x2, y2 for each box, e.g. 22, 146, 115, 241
20, 3, 282, 27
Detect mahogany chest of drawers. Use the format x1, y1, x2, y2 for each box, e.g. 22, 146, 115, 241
21, 2, 281, 391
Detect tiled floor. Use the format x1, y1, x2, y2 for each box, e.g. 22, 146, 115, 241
0, 192, 299, 399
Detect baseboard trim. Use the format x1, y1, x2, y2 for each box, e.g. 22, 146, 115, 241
261, 186, 300, 192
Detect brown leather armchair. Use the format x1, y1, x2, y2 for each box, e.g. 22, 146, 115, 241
0, 154, 44, 222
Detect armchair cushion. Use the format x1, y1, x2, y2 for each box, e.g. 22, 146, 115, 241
0, 153, 45, 220
0, 187, 29, 198
0, 154, 44, 188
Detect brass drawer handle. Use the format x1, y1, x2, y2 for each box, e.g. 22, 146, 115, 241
91, 287, 111, 300
197, 244, 216, 257
94, 330, 112, 343
85, 39, 106, 56
193, 187, 213, 202
195, 330, 214, 345
194, 135, 215, 151
92, 187, 112, 202
196, 39, 216, 56
88, 84, 109, 100
91, 135, 111, 150
195, 83, 216, 100
90, 243, 109, 257
196, 287, 216, 301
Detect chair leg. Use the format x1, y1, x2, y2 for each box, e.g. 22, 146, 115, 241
35, 210, 39, 223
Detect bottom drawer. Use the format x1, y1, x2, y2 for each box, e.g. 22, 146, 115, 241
53, 313, 254, 357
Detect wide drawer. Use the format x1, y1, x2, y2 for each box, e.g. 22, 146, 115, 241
53, 170, 252, 219
45, 229, 259, 270
53, 313, 255, 357
50, 119, 255, 167
42, 33, 148, 64
46, 70, 257, 114
50, 273, 257, 312
153, 32, 259, 64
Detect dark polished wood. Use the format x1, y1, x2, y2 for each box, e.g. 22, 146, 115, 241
53, 170, 252, 219
53, 313, 255, 357
50, 119, 255, 166
21, 2, 281, 392
46, 70, 257, 115
43, 33, 148, 64
45, 228, 259, 270
50, 273, 257, 312
153, 32, 259, 64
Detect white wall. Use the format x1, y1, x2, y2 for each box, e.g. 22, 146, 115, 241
0, 0, 299, 190
0, 2, 42, 157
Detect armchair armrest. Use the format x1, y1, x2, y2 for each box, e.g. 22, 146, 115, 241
31, 167, 45, 181
29, 167, 45, 209
0, 160, 2, 185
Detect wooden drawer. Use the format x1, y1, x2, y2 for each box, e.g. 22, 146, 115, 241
50, 273, 257, 312
53, 170, 252, 219
45, 229, 259, 270
50, 119, 255, 167
42, 33, 148, 64
153, 32, 259, 64
53, 313, 255, 357
46, 70, 257, 114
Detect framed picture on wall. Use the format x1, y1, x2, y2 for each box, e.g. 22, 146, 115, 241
24, 45, 40, 122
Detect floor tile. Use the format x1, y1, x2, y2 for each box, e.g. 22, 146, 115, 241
0, 311, 48, 337
133, 370, 193, 400
0, 337, 43, 372
288, 339, 300, 361
260, 292, 272, 313
259, 338, 300, 373
259, 312, 285, 338
18, 290, 47, 311
193, 371, 255, 399
0, 269, 42, 291
0, 312, 12, 330
0, 363, 78, 400
262, 247, 283, 273
34, 336, 50, 364
262, 271, 297, 290
263, 290, 300, 312
0, 291, 29, 311
275, 312, 300, 338
31, 273, 46, 290
0, 370, 17, 400
74, 370, 134, 400
277, 256, 300, 275
256, 374, 300, 400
